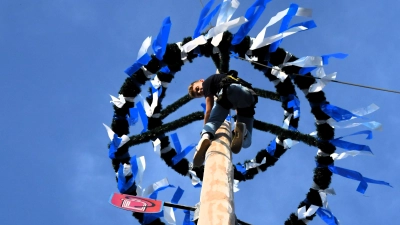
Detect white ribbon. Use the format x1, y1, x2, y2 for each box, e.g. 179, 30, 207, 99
163, 206, 176, 225
102, 123, 130, 148
308, 67, 337, 93
181, 35, 207, 56
351, 103, 379, 117
110, 94, 134, 108
244, 157, 266, 170
283, 113, 293, 129
271, 66, 288, 82
250, 6, 312, 50
141, 66, 153, 78
208, 17, 247, 45
142, 178, 171, 197
283, 55, 323, 67
245, 54, 258, 62
135, 156, 146, 196
122, 163, 132, 177
153, 138, 162, 156
137, 36, 152, 60
297, 205, 319, 220
233, 179, 240, 192
188, 170, 202, 187
283, 139, 299, 149
331, 150, 373, 160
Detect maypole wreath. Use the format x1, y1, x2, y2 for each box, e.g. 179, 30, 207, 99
104, 1, 391, 224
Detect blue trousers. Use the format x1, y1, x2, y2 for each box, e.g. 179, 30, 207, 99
201, 84, 256, 148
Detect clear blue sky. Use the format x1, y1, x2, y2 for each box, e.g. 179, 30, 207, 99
0, 0, 398, 224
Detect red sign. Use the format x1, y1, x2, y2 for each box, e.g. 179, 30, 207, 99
109, 193, 163, 213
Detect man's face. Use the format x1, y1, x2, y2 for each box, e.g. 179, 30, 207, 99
193, 79, 204, 98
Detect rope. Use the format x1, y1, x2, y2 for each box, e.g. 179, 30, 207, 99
236, 56, 400, 94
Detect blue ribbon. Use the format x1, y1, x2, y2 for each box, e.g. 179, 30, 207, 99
183, 210, 195, 225
117, 156, 138, 193
269, 3, 299, 52
160, 65, 171, 74
143, 183, 175, 224
231, 0, 271, 45
329, 130, 373, 154
267, 139, 277, 156
298, 52, 347, 75
151, 83, 163, 98
201, 103, 206, 112
287, 94, 300, 119
230, 51, 239, 59
235, 164, 247, 174
109, 133, 122, 159
322, 164, 392, 194
124, 53, 152, 77
136, 101, 148, 133
171, 133, 182, 154
172, 143, 197, 165
171, 186, 184, 211
193, 0, 217, 38
316, 208, 339, 225
152, 17, 172, 61
321, 103, 364, 122
128, 108, 139, 126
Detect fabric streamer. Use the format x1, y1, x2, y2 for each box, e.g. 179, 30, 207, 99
188, 170, 202, 188
231, 0, 271, 45
128, 107, 139, 126
287, 94, 300, 118
153, 138, 162, 156
316, 208, 340, 225
249, 5, 312, 51
135, 101, 148, 133
103, 123, 130, 159
329, 130, 373, 154
267, 139, 277, 156
183, 210, 195, 225
124, 36, 152, 76
110, 94, 134, 108
117, 156, 139, 193
324, 164, 392, 194
321, 103, 364, 122
142, 178, 175, 224
163, 187, 184, 224
152, 17, 172, 61
308, 67, 336, 93
297, 205, 319, 220
193, 0, 220, 39
172, 143, 197, 165
170, 133, 182, 153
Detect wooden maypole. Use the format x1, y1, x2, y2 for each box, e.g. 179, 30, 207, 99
198, 120, 235, 225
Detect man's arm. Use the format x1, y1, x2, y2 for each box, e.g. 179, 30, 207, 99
204, 96, 214, 124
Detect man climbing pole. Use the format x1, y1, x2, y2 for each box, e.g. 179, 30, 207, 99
188, 70, 258, 167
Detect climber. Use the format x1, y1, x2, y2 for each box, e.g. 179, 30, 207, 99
188, 70, 258, 167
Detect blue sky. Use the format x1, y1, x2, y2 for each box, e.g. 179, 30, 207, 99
1, 0, 399, 224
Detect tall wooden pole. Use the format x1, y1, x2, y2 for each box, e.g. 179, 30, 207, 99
198, 120, 235, 225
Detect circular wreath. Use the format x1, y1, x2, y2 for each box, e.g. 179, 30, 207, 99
108, 28, 338, 225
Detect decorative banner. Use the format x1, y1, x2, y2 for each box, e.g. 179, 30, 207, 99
193, 0, 221, 39
320, 103, 364, 122
110, 94, 134, 108
326, 164, 392, 194
136, 101, 148, 133
124, 36, 152, 76
117, 156, 138, 193
316, 208, 340, 225
231, 0, 271, 45
250, 5, 311, 51
164, 187, 184, 224
172, 143, 197, 165
152, 17, 171, 61
188, 170, 202, 188
128, 107, 139, 126
308, 67, 336, 93
103, 123, 130, 159
297, 205, 319, 220
329, 130, 373, 154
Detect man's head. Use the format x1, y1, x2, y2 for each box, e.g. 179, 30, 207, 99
188, 79, 205, 98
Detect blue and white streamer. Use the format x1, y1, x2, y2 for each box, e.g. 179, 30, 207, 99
325, 164, 392, 194
109, 94, 134, 108
103, 123, 130, 159
329, 130, 374, 154
124, 36, 152, 76
152, 17, 171, 61
231, 0, 270, 45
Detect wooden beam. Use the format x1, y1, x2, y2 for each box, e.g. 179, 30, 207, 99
198, 120, 235, 225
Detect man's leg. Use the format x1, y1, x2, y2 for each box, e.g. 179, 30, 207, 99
194, 103, 229, 167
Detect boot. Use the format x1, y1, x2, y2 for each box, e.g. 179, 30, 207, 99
193, 134, 211, 167
231, 122, 245, 154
